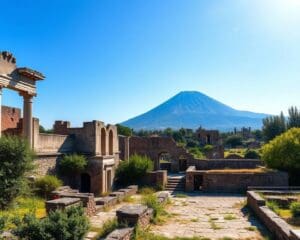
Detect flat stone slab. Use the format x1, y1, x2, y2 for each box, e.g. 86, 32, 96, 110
109, 191, 125, 198
118, 189, 131, 195
46, 197, 81, 206
116, 204, 148, 218
95, 196, 117, 206
105, 227, 134, 240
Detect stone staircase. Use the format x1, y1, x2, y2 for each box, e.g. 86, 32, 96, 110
165, 175, 185, 192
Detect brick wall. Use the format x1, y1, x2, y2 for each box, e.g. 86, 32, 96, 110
1, 105, 21, 133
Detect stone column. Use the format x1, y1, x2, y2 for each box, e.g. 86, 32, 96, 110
22, 93, 33, 146
0, 87, 2, 138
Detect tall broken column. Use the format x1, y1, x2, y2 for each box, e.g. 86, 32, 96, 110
21, 93, 33, 146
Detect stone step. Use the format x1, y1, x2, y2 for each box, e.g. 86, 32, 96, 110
166, 183, 185, 187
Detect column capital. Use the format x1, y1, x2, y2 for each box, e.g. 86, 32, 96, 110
19, 91, 34, 100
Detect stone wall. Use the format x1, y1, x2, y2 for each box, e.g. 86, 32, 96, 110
202, 171, 289, 193
35, 133, 74, 153
142, 170, 168, 188
34, 154, 61, 177
1, 105, 21, 133
185, 167, 289, 193
188, 158, 262, 170
247, 191, 300, 240
119, 136, 193, 171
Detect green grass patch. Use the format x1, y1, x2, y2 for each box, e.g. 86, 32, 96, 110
0, 196, 46, 230
224, 214, 236, 220
174, 193, 187, 198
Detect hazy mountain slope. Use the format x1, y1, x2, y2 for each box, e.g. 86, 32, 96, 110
122, 91, 268, 130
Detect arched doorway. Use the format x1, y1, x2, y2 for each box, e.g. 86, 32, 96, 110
158, 152, 171, 171
80, 173, 91, 193
101, 128, 106, 155
109, 130, 113, 155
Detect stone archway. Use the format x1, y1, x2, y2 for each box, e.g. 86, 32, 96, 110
158, 152, 172, 171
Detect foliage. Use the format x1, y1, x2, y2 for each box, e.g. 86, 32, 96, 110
225, 135, 243, 148
39, 125, 54, 134
116, 124, 132, 137
138, 187, 156, 195
59, 154, 87, 176
0, 136, 34, 209
13, 206, 89, 240
115, 154, 153, 186
0, 216, 5, 235
188, 147, 204, 159
266, 201, 280, 215
142, 193, 165, 223
262, 112, 286, 142
34, 175, 62, 199
262, 128, 300, 173
95, 218, 118, 238
202, 144, 213, 153
244, 149, 260, 159
287, 106, 300, 129
0, 196, 46, 231
290, 202, 300, 218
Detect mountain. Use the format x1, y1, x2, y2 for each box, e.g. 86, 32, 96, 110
121, 91, 268, 131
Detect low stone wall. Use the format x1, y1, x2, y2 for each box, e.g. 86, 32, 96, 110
142, 170, 167, 188
247, 190, 300, 240
51, 186, 96, 216
202, 171, 289, 193
185, 167, 289, 193
188, 158, 262, 170
116, 204, 153, 228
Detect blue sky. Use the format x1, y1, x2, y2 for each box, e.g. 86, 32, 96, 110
1, 0, 300, 128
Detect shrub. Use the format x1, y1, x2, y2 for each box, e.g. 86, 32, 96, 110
96, 218, 118, 238
244, 149, 260, 159
225, 135, 243, 148
0, 216, 5, 234
142, 194, 164, 223
290, 202, 300, 218
0, 136, 34, 209
35, 175, 62, 199
262, 128, 300, 184
188, 147, 204, 159
13, 206, 89, 240
115, 154, 153, 186
59, 154, 87, 176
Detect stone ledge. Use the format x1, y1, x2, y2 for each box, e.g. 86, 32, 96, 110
104, 227, 134, 240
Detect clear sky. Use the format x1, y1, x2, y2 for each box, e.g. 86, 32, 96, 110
1, 0, 300, 128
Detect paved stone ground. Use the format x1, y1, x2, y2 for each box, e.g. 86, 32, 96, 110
150, 193, 269, 240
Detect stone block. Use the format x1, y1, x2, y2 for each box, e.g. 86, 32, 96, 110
46, 197, 81, 213
105, 227, 134, 240
95, 196, 118, 207
109, 191, 125, 200
118, 189, 131, 196
116, 204, 153, 228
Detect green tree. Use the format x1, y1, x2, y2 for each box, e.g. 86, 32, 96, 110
59, 154, 87, 176
262, 112, 286, 142
0, 136, 34, 209
244, 149, 260, 159
116, 124, 132, 136
287, 106, 300, 129
262, 128, 300, 184
225, 135, 243, 148
115, 154, 153, 187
